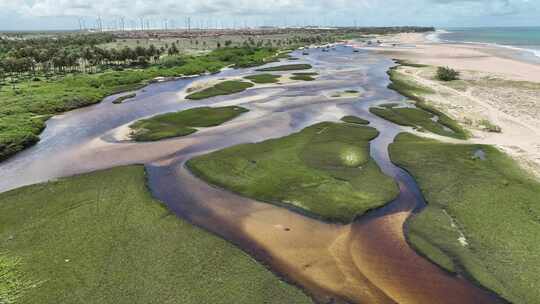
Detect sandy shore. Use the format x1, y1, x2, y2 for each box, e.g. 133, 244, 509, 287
356, 32, 540, 82
350, 33, 540, 178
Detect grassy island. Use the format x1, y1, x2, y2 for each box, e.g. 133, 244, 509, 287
290, 72, 318, 81
0, 166, 312, 304
256, 64, 312, 72
341, 116, 370, 125
130, 106, 248, 141
390, 133, 540, 304
244, 74, 281, 84
186, 80, 254, 100
187, 122, 398, 223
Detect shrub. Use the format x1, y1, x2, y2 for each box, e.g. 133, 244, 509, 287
436, 66, 460, 81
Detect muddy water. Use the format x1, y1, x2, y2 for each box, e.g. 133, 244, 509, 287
0, 46, 503, 303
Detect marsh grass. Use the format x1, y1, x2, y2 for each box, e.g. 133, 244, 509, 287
370, 104, 465, 139
185, 80, 254, 100
130, 106, 248, 141
256, 64, 312, 72
0, 166, 312, 304
243, 74, 281, 84
187, 122, 398, 223
390, 133, 540, 304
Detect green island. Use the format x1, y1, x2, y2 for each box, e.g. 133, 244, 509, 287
290, 72, 318, 81
369, 104, 463, 139
0, 166, 312, 304
187, 122, 399, 223
243, 73, 281, 84
386, 65, 468, 139
390, 133, 540, 304
185, 80, 254, 100
112, 93, 136, 104
256, 64, 313, 72
341, 115, 370, 125
129, 106, 248, 141
0, 47, 282, 162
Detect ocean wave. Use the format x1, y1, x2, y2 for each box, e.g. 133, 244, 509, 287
432, 30, 540, 59
425, 29, 451, 43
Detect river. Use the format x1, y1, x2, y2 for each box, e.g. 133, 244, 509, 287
0, 45, 504, 304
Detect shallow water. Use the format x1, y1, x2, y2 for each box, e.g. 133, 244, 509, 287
0, 46, 504, 303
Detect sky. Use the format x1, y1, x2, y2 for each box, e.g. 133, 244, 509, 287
0, 0, 539, 31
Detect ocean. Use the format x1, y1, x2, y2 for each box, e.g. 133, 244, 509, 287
434, 27, 540, 60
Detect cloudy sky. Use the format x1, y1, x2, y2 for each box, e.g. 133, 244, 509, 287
0, 0, 538, 31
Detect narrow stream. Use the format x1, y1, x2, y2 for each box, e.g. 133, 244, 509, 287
0, 46, 504, 303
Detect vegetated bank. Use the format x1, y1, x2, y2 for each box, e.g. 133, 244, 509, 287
129, 106, 248, 141
369, 104, 463, 139
386, 62, 468, 139
187, 122, 398, 223
0, 47, 282, 162
0, 166, 313, 304
389, 133, 540, 304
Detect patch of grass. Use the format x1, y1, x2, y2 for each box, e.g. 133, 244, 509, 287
186, 80, 254, 100
390, 133, 540, 304
112, 93, 136, 104
130, 106, 248, 141
478, 119, 502, 133
0, 166, 313, 304
243, 74, 281, 84
0, 252, 39, 304
370, 105, 464, 139
387, 67, 435, 97
341, 116, 369, 125
344, 90, 359, 94
187, 122, 399, 223
256, 64, 312, 72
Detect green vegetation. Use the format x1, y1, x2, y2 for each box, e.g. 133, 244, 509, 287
387, 67, 468, 139
478, 119, 502, 133
186, 80, 254, 100
436, 66, 460, 81
187, 122, 398, 223
243, 73, 281, 84
0, 47, 283, 162
130, 106, 248, 141
390, 133, 540, 304
256, 64, 312, 72
290, 72, 318, 81
341, 115, 369, 125
0, 166, 312, 304
112, 93, 136, 104
370, 105, 465, 139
